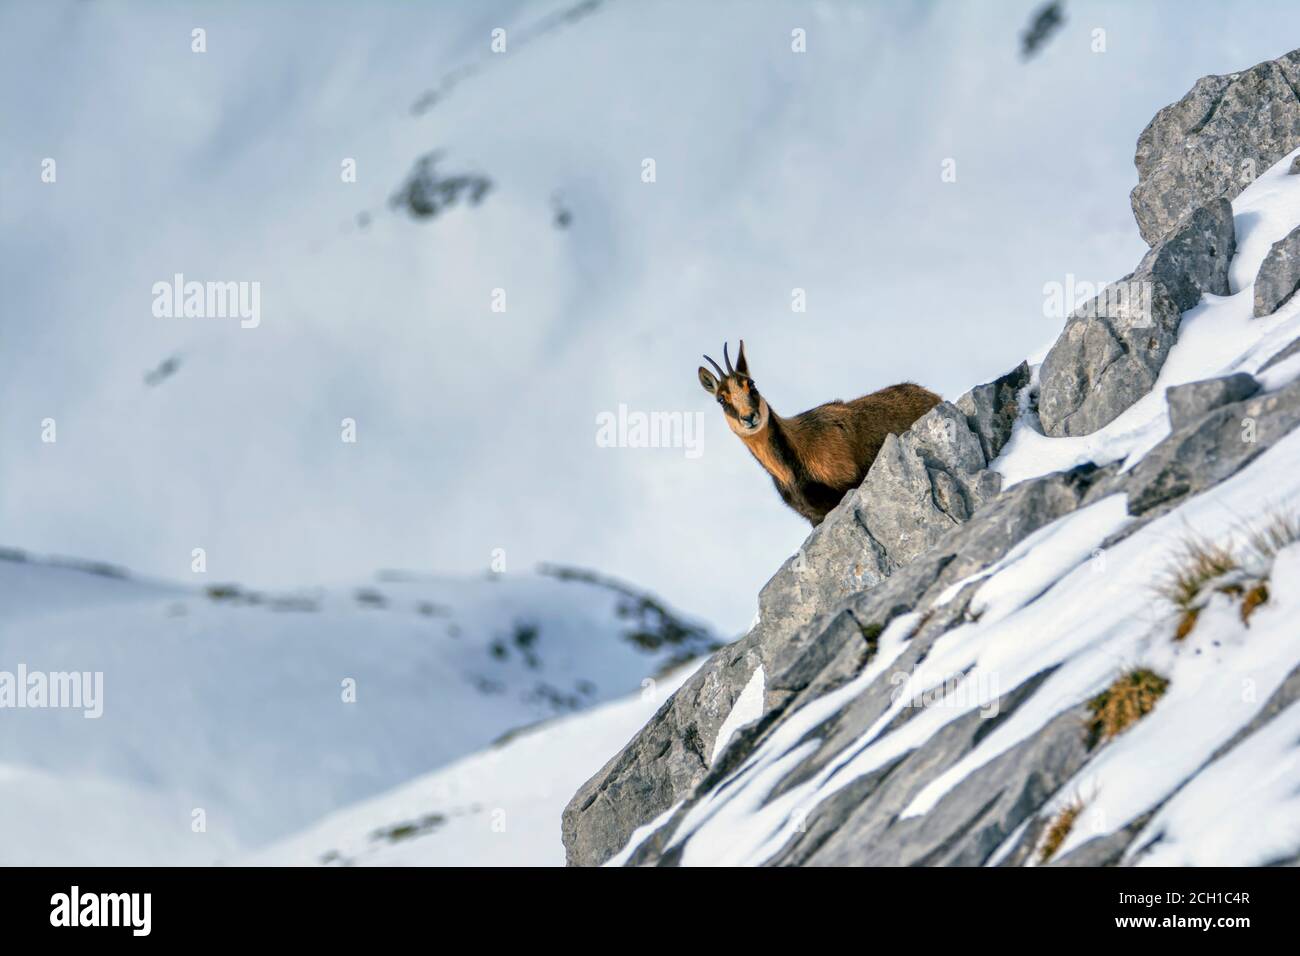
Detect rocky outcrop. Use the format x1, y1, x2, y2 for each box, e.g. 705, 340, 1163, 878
566, 361, 1300, 866
1165, 372, 1259, 433
1255, 224, 1300, 317
563, 50, 1300, 868
562, 364, 1035, 865
1036, 277, 1182, 438
1127, 375, 1300, 516
1131, 49, 1300, 245
856, 403, 1002, 567
1136, 199, 1237, 310
563, 453, 1119, 866
1037, 199, 1236, 437
956, 361, 1030, 462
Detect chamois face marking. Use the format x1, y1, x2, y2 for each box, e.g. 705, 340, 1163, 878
698, 340, 768, 436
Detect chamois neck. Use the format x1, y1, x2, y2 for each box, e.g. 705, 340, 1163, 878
739, 406, 798, 485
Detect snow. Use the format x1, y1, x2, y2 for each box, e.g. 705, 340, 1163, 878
965, 496, 1132, 626
710, 665, 766, 765
0, 554, 711, 864
994, 147, 1300, 489
666, 423, 1300, 865
1129, 701, 1300, 867
6, 1, 1300, 870
932, 496, 1131, 611
251, 661, 700, 866
0, 762, 241, 867
667, 613, 919, 866
11, 2, 1300, 637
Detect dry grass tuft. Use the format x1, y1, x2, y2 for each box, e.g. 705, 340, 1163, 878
1087, 668, 1169, 748
1245, 511, 1300, 566
1240, 582, 1270, 624
1172, 606, 1201, 641
1155, 511, 1298, 638
1038, 799, 1084, 865
1154, 537, 1239, 617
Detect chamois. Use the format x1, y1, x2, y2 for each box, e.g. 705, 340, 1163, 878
699, 341, 941, 527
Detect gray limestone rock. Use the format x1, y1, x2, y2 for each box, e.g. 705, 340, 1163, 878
1131, 50, 1300, 245
1254, 224, 1300, 317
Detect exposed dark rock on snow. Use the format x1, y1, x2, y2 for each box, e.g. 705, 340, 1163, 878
1260, 335, 1300, 373
1254, 224, 1300, 317
1038, 199, 1236, 438
539, 564, 722, 670
390, 151, 492, 220
1036, 277, 1183, 438
564, 49, 1300, 868
1136, 199, 1237, 310
1165, 372, 1259, 433
955, 361, 1031, 463
1131, 49, 1300, 245
1126, 376, 1300, 517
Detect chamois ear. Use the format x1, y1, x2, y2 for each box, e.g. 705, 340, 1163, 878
735, 339, 749, 376
698, 366, 719, 395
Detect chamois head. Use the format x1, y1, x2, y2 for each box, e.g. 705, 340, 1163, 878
699, 340, 768, 436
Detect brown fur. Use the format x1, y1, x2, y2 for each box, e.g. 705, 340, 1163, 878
700, 342, 941, 526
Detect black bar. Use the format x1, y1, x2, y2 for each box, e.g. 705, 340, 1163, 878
0, 866, 1286, 941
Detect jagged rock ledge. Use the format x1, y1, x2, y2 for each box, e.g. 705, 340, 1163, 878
563, 48, 1300, 867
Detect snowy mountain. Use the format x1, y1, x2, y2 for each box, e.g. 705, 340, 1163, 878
0, 551, 716, 864
564, 48, 1300, 867
9, 1, 1300, 872
10, 1, 1300, 639
249, 661, 698, 867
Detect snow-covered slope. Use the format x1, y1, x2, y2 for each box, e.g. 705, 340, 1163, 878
563, 57, 1300, 866
250, 661, 698, 867
0, 552, 715, 864
663, 442, 1300, 866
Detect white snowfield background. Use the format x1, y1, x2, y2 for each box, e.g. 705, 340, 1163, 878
7, 0, 1300, 634
0, 556, 711, 865
3, 0, 1300, 866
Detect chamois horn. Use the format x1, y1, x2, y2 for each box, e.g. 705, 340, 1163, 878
703, 353, 725, 379
723, 342, 734, 375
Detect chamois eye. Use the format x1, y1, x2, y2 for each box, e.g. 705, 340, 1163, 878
717, 397, 724, 405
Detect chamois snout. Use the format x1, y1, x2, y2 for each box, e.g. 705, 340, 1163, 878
698, 340, 767, 436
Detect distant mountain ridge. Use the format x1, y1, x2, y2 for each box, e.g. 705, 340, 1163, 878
0, 551, 716, 864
